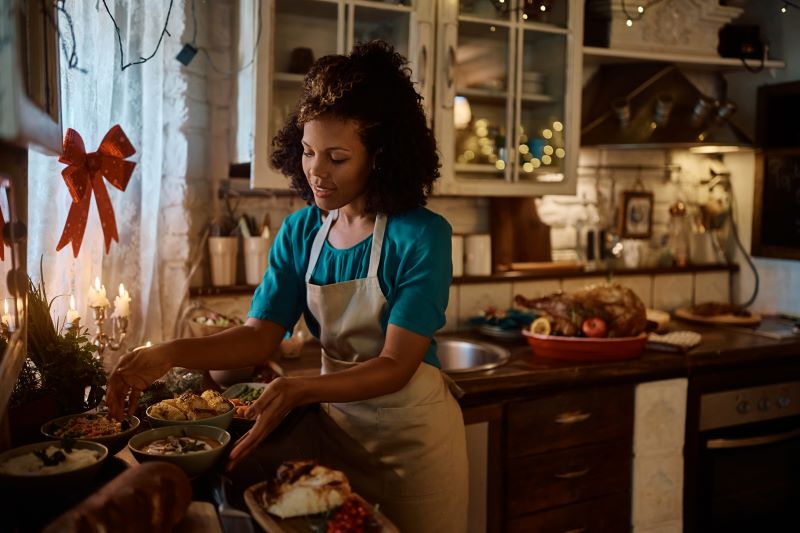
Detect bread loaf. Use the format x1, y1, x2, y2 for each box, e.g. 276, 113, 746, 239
43, 461, 192, 533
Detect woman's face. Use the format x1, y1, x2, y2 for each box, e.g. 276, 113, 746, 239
301, 115, 371, 212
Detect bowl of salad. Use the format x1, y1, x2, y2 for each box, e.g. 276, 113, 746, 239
41, 412, 140, 455
222, 382, 268, 421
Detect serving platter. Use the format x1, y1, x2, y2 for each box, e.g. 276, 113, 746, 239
674, 307, 761, 326
522, 330, 647, 361
243, 481, 398, 533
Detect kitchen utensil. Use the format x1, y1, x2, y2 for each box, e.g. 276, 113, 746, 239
213, 477, 256, 533
522, 330, 647, 361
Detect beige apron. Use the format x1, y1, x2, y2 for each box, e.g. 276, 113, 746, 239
306, 209, 468, 533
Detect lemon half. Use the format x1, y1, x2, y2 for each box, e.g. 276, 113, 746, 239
530, 317, 551, 336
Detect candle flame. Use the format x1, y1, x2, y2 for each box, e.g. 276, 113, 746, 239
94, 277, 101, 290
119, 283, 125, 297
145, 341, 152, 348
69, 294, 76, 310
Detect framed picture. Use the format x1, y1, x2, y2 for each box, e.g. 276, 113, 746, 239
619, 191, 653, 239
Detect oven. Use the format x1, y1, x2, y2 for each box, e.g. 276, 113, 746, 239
685, 363, 800, 533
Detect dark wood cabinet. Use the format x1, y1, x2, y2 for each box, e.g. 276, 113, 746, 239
503, 384, 634, 530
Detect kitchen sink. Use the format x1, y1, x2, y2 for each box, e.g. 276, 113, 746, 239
436, 339, 510, 374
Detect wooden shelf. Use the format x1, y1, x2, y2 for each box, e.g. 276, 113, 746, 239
454, 163, 505, 174
583, 46, 786, 71
273, 72, 305, 84
189, 264, 739, 297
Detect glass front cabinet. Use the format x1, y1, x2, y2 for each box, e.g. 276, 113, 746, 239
434, 0, 582, 195
252, 0, 436, 189
251, 0, 581, 196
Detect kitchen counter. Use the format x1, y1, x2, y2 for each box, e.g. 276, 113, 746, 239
277, 319, 800, 408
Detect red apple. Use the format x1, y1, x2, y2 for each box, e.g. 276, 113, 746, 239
581, 317, 608, 338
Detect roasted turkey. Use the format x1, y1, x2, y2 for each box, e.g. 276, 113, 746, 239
515, 283, 647, 338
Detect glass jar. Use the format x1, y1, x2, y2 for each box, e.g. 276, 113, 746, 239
668, 202, 690, 267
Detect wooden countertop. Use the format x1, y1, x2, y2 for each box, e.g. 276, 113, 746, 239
277, 319, 800, 408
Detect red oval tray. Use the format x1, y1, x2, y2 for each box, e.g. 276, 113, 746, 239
522, 330, 647, 361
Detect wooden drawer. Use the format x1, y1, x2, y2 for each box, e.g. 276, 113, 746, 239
506, 440, 631, 516
507, 492, 630, 533
507, 385, 634, 458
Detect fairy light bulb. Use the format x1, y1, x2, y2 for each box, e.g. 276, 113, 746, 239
637, 5, 644, 13
781, 3, 787, 12
626, 18, 633, 27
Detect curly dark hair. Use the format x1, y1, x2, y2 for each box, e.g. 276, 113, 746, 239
271, 40, 440, 215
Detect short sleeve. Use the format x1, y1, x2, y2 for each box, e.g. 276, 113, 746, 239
247, 219, 305, 332
386, 215, 452, 338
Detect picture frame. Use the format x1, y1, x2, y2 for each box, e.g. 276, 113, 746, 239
619, 191, 654, 239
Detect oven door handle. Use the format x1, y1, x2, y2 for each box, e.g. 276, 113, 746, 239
706, 427, 800, 450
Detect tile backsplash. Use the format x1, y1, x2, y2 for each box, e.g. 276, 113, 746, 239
193, 270, 730, 336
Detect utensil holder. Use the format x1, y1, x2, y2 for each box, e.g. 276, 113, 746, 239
243, 236, 271, 286
208, 236, 238, 286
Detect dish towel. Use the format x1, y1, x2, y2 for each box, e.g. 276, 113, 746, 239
647, 331, 702, 353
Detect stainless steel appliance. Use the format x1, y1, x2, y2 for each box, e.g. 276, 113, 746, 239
686, 367, 800, 532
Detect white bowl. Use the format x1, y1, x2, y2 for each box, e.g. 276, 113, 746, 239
146, 402, 234, 430
0, 440, 108, 489
128, 425, 230, 478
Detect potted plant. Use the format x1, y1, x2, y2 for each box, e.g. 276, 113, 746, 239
8, 275, 107, 444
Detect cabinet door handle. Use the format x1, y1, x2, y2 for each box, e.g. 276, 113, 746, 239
446, 44, 455, 89
554, 410, 592, 424
554, 467, 590, 480
418, 45, 427, 88
562, 529, 587, 533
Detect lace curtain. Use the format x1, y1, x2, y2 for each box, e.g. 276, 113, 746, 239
28, 0, 175, 347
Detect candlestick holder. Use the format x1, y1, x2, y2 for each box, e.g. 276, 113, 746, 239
90, 305, 128, 358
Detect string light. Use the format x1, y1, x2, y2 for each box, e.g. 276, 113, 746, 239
102, 0, 175, 71
181, 0, 263, 76
781, 3, 787, 12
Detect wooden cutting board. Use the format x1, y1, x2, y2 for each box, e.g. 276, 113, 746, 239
675, 307, 762, 326
244, 481, 398, 533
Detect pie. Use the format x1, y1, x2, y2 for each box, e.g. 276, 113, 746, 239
261, 460, 352, 519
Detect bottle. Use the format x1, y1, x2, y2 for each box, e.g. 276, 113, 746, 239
668, 202, 690, 267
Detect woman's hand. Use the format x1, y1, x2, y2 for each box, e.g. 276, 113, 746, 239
106, 344, 174, 419
227, 377, 302, 470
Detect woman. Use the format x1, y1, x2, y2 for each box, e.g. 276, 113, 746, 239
107, 41, 468, 531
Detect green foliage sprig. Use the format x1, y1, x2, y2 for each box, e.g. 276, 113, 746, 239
10, 267, 107, 414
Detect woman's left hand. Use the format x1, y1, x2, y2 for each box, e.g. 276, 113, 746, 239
227, 377, 301, 471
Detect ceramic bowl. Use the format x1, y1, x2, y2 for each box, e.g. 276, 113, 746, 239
41, 412, 140, 455
145, 402, 234, 430
128, 425, 231, 478
0, 440, 108, 490
522, 330, 647, 361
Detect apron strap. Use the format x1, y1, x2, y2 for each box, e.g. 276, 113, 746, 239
367, 214, 387, 279
305, 209, 338, 283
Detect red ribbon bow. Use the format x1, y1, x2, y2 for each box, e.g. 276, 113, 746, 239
56, 125, 136, 257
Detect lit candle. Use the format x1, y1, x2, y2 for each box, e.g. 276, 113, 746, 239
145, 341, 152, 348
112, 283, 131, 318
1, 300, 11, 331
66, 294, 81, 326
88, 276, 109, 308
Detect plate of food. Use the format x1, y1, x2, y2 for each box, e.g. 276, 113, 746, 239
243, 460, 397, 532
41, 412, 140, 455
222, 382, 268, 421
675, 302, 761, 326
516, 283, 649, 361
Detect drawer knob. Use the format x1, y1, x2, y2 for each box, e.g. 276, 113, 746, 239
554, 467, 590, 480
555, 410, 592, 424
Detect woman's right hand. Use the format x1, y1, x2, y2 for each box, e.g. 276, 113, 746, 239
106, 344, 174, 419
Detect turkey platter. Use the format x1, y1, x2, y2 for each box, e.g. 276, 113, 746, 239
515, 283, 647, 338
